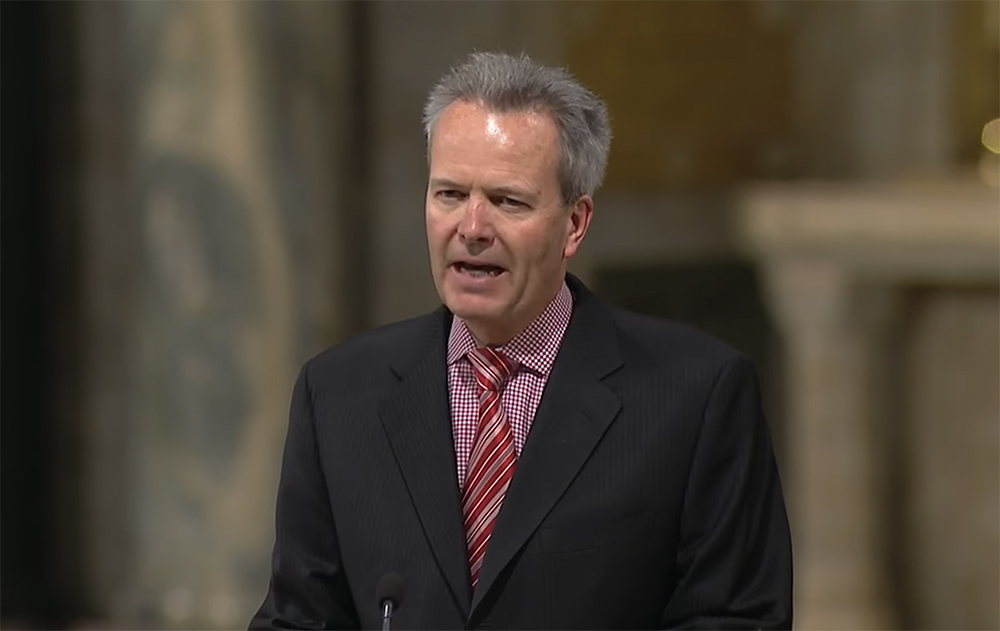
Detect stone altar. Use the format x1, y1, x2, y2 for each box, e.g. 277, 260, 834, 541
736, 176, 999, 629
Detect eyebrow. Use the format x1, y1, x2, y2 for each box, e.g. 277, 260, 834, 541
429, 178, 467, 191
429, 178, 538, 202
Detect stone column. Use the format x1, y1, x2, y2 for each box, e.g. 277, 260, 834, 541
76, 1, 359, 627
761, 259, 898, 630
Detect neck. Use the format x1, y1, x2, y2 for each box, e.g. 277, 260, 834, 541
464, 277, 565, 347
467, 324, 515, 348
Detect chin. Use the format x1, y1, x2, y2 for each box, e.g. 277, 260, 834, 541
439, 287, 503, 319
444, 295, 502, 321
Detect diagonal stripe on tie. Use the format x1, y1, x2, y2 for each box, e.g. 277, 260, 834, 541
462, 346, 517, 590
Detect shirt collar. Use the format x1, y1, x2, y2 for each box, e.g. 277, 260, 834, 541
447, 281, 574, 376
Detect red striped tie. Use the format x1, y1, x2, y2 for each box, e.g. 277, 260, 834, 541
463, 347, 517, 591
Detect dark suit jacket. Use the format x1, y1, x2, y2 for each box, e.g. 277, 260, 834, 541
250, 275, 792, 630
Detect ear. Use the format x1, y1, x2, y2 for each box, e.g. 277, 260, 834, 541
562, 195, 594, 259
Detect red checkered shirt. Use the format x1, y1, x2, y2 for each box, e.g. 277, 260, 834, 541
447, 281, 574, 486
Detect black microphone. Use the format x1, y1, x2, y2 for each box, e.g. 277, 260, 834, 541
376, 572, 404, 631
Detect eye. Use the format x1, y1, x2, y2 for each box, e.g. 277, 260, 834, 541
436, 189, 466, 201
497, 196, 526, 209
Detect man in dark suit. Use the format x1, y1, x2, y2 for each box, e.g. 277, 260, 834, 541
250, 52, 792, 630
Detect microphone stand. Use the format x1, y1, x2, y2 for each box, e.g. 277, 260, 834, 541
381, 600, 394, 631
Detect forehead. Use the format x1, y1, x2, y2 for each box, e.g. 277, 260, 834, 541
429, 101, 560, 183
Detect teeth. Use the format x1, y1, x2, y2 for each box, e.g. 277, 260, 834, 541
456, 264, 502, 276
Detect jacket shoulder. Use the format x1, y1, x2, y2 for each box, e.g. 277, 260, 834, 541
303, 309, 444, 381
608, 306, 745, 367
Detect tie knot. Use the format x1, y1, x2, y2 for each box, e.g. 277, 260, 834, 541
468, 347, 515, 393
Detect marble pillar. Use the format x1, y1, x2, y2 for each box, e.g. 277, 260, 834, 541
76, 2, 358, 627
902, 290, 1000, 629
762, 260, 898, 630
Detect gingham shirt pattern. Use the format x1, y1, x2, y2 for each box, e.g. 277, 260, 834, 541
447, 282, 574, 486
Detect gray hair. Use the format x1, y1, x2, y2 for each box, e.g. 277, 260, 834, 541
423, 51, 612, 205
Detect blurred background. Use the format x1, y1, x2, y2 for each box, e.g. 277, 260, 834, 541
2, 1, 997, 629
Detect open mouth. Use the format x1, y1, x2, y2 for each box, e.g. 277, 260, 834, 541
452, 262, 506, 277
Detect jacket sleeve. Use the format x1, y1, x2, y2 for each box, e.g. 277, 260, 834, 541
249, 361, 360, 630
660, 355, 793, 630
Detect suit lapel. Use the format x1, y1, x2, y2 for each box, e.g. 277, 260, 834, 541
471, 278, 624, 614
378, 310, 473, 617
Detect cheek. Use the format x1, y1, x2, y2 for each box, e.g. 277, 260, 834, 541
509, 226, 567, 269
425, 211, 449, 248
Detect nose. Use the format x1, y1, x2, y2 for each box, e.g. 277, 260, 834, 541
457, 195, 494, 250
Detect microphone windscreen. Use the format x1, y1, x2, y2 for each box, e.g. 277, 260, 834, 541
376, 572, 405, 608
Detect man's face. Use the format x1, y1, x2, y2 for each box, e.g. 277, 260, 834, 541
425, 100, 592, 345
